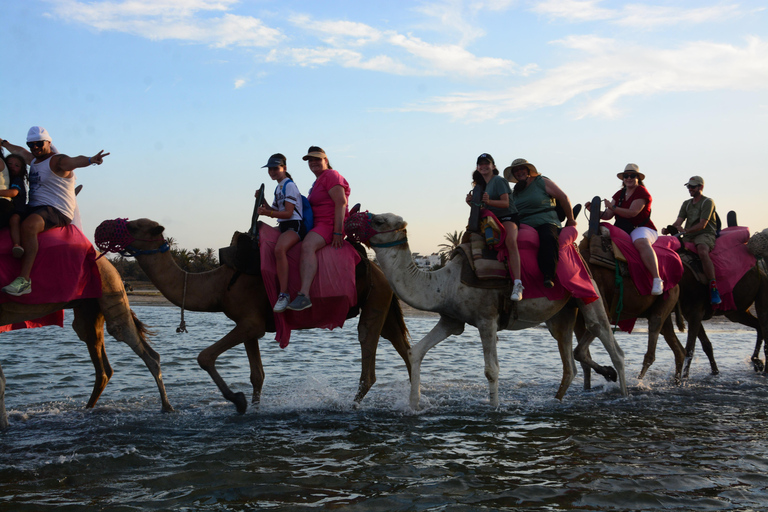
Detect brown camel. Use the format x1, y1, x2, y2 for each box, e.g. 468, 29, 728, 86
104, 218, 411, 414
575, 234, 687, 387
0, 256, 173, 429
676, 260, 768, 378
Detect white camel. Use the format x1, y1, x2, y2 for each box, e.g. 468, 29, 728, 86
356, 212, 628, 409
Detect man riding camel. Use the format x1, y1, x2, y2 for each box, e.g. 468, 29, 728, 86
662, 176, 721, 304
0, 126, 109, 296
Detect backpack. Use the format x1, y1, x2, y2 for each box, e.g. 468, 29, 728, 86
281, 179, 314, 231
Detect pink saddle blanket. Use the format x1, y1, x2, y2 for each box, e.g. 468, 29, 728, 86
259, 224, 361, 348
683, 226, 755, 311
602, 224, 683, 333
486, 210, 597, 304
0, 225, 103, 331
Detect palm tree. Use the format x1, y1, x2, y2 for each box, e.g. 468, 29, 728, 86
438, 230, 464, 257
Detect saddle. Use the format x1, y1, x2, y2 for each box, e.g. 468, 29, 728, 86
587, 226, 629, 271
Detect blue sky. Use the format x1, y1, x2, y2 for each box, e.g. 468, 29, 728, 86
2, 0, 767, 255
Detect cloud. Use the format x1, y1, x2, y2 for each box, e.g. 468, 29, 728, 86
531, 0, 745, 28
266, 47, 409, 74
234, 79, 246, 89
49, 0, 283, 47
403, 36, 768, 120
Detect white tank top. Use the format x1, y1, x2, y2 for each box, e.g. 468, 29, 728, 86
28, 156, 77, 220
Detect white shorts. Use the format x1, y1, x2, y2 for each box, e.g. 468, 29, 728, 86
631, 226, 659, 244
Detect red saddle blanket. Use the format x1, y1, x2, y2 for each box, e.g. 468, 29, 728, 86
488, 211, 597, 304
259, 224, 361, 348
683, 226, 755, 311
602, 224, 683, 332
0, 226, 103, 331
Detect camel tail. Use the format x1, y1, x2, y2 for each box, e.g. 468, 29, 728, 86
674, 302, 686, 333
381, 295, 410, 346
131, 309, 156, 345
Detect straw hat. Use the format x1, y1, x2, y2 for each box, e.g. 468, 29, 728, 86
616, 163, 645, 181
503, 158, 539, 183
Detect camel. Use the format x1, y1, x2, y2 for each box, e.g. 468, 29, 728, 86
575, 234, 687, 387
0, 256, 173, 429
676, 261, 768, 378
351, 212, 628, 410
102, 218, 411, 414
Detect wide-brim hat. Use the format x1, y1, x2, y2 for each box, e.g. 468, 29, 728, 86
617, 163, 645, 181
302, 146, 327, 161
503, 158, 539, 183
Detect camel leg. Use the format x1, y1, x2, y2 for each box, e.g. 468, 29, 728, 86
0, 362, 7, 429
103, 308, 174, 412
372, 265, 412, 381
578, 298, 628, 397
198, 325, 253, 414
477, 320, 501, 407
659, 315, 686, 384
546, 305, 578, 400
72, 304, 113, 408
682, 309, 704, 379
573, 312, 594, 391
243, 338, 265, 404
354, 281, 389, 403
408, 315, 464, 410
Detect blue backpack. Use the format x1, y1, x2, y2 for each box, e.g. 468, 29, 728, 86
281, 179, 313, 231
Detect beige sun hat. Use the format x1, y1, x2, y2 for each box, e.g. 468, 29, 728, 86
302, 146, 327, 161
616, 163, 645, 181
503, 158, 539, 183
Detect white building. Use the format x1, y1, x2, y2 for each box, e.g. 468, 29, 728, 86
413, 252, 441, 269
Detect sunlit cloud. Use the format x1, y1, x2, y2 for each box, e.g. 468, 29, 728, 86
531, 0, 746, 27
402, 36, 768, 121
234, 79, 246, 89
49, 0, 283, 47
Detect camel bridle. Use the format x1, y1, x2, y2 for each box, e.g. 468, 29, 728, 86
94, 218, 170, 258
344, 211, 407, 247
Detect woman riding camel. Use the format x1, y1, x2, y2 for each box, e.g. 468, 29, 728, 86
505, 158, 576, 289
256, 153, 307, 313
587, 163, 663, 295
286, 146, 350, 311
466, 153, 523, 301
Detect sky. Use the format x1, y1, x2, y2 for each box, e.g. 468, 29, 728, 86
2, 0, 767, 256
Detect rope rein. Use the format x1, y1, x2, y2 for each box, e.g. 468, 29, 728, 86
176, 271, 188, 334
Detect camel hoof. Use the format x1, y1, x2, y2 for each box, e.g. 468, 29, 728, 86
233, 392, 248, 414
603, 367, 618, 382
752, 358, 765, 373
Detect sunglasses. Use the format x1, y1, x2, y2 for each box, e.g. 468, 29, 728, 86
27, 141, 46, 149
687, 184, 699, 190
623, 173, 638, 179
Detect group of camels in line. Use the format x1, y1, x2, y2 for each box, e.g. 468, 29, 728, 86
1, 198, 766, 427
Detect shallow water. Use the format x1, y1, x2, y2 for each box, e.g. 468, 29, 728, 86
1, 306, 767, 511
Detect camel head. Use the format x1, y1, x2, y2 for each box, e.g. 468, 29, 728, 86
94, 218, 168, 257
345, 211, 407, 247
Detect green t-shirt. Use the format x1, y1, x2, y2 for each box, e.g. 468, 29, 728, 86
679, 196, 717, 238
512, 175, 560, 228
484, 175, 516, 218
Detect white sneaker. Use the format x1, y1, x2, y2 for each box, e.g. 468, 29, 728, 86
511, 281, 524, 301
273, 293, 290, 313
651, 278, 663, 296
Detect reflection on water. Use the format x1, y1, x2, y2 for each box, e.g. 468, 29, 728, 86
1, 306, 768, 511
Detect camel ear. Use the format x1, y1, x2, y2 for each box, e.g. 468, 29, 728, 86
150, 225, 165, 237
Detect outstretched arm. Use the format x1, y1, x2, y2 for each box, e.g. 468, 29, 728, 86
0, 138, 33, 165
52, 150, 110, 177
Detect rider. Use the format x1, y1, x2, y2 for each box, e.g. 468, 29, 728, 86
466, 153, 523, 301
0, 127, 109, 296
587, 164, 663, 295
505, 158, 576, 288
662, 176, 721, 304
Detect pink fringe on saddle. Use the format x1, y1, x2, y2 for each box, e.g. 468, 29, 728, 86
259, 224, 361, 348
683, 226, 755, 311
1, 225, 103, 331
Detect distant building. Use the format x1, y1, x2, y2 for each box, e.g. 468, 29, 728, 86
413, 252, 441, 269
